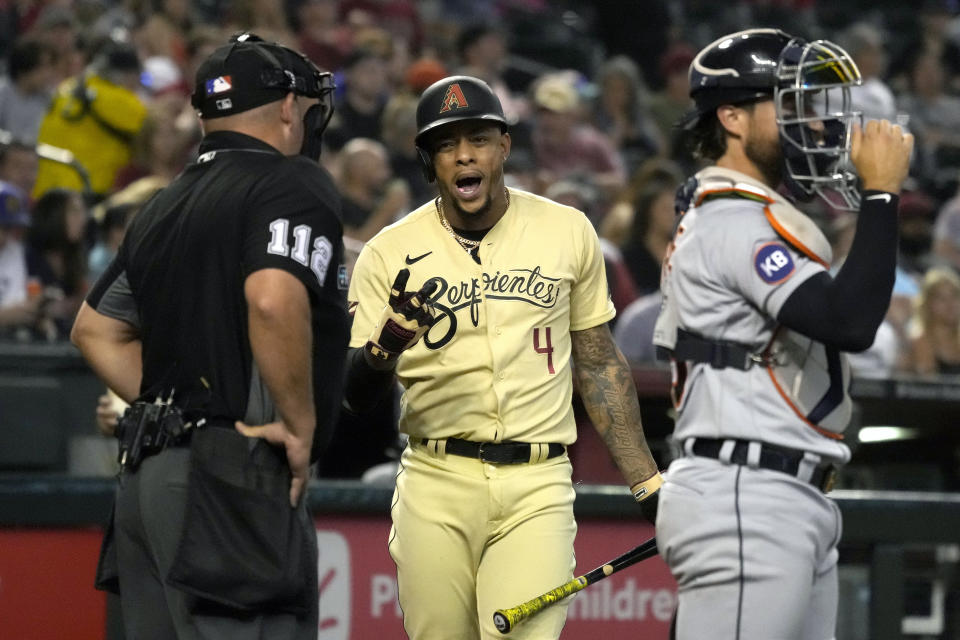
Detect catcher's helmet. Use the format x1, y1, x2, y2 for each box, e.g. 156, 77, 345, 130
686, 28, 793, 124
685, 28, 863, 210
414, 75, 507, 182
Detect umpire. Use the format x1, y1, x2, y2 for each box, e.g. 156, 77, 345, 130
70, 33, 347, 639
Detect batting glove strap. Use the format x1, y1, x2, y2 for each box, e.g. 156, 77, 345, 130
369, 308, 421, 355
631, 472, 664, 503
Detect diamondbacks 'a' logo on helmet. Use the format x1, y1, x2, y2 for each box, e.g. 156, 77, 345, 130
438, 83, 469, 113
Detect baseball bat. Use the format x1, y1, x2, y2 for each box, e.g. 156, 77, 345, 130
492, 536, 658, 634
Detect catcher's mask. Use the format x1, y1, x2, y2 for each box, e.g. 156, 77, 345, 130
776, 37, 863, 210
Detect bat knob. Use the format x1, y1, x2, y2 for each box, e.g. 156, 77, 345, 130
493, 611, 511, 634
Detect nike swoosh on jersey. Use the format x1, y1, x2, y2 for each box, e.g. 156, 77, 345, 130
405, 251, 433, 265
865, 193, 892, 203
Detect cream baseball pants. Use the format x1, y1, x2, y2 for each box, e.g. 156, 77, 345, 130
389, 441, 577, 640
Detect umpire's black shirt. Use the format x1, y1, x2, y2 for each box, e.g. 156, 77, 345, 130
87, 131, 349, 457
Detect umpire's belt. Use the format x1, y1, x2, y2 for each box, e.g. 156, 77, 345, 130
687, 437, 837, 493
417, 437, 566, 464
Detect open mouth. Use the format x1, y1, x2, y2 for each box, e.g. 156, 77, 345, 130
455, 175, 482, 198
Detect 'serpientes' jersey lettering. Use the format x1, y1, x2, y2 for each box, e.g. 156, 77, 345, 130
348, 188, 614, 444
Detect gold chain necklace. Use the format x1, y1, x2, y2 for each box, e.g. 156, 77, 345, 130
435, 189, 510, 254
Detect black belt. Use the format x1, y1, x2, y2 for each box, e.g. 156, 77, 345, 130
690, 437, 837, 493
419, 437, 566, 465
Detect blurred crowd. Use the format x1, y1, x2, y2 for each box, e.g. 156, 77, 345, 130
1, 0, 960, 381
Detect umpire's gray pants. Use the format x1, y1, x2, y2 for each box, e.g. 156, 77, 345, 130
114, 446, 318, 640
657, 456, 842, 640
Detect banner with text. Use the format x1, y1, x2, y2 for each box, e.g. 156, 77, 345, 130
0, 518, 675, 638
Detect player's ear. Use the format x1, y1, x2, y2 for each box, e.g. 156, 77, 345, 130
500, 131, 511, 162
715, 104, 747, 138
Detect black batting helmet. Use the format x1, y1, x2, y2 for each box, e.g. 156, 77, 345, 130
414, 75, 507, 182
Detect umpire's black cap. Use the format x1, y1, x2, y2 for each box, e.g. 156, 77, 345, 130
191, 32, 332, 120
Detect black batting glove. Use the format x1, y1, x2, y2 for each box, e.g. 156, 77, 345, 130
365, 269, 437, 367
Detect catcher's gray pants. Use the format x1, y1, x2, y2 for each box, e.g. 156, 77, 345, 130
657, 455, 842, 640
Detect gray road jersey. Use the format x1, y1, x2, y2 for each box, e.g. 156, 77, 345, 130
656, 168, 851, 463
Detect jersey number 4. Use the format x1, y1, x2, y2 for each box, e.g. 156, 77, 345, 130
534, 327, 555, 374
267, 218, 333, 285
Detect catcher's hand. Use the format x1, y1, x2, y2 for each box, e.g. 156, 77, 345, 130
366, 269, 437, 365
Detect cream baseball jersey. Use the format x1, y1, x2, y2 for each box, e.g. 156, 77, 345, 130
348, 188, 615, 445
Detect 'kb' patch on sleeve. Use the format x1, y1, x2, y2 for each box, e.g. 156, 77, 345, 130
754, 242, 795, 284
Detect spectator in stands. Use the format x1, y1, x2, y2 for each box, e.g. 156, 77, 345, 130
545, 177, 638, 316
503, 147, 538, 193
620, 176, 680, 296
0, 141, 39, 199
88, 202, 136, 283
648, 43, 696, 173
530, 73, 627, 200
613, 290, 663, 364
113, 106, 189, 190
336, 137, 409, 242
32, 39, 147, 200
905, 267, 960, 375
183, 27, 226, 96
592, 55, 663, 177
891, 0, 960, 93
933, 174, 960, 271
31, 5, 83, 85
838, 22, 899, 125
897, 51, 960, 194
600, 157, 684, 248
25, 188, 89, 339
338, 0, 423, 53
0, 38, 57, 144
381, 92, 434, 206
324, 47, 389, 151
404, 57, 448, 96
138, 0, 194, 68
0, 181, 43, 337
456, 23, 525, 126
226, 0, 296, 45
898, 190, 939, 279
649, 44, 695, 142
297, 0, 351, 72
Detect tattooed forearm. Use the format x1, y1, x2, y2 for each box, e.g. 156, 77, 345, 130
571, 324, 658, 486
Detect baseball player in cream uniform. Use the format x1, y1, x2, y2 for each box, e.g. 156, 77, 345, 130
342, 76, 662, 639
652, 29, 914, 640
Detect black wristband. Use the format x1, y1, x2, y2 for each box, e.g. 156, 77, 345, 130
342, 347, 396, 413
859, 190, 900, 217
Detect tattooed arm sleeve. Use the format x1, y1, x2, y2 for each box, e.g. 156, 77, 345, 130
570, 323, 659, 486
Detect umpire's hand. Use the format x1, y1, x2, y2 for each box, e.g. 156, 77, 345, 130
235, 420, 311, 508
365, 268, 437, 367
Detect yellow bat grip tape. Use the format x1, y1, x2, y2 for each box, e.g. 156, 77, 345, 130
493, 576, 589, 634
